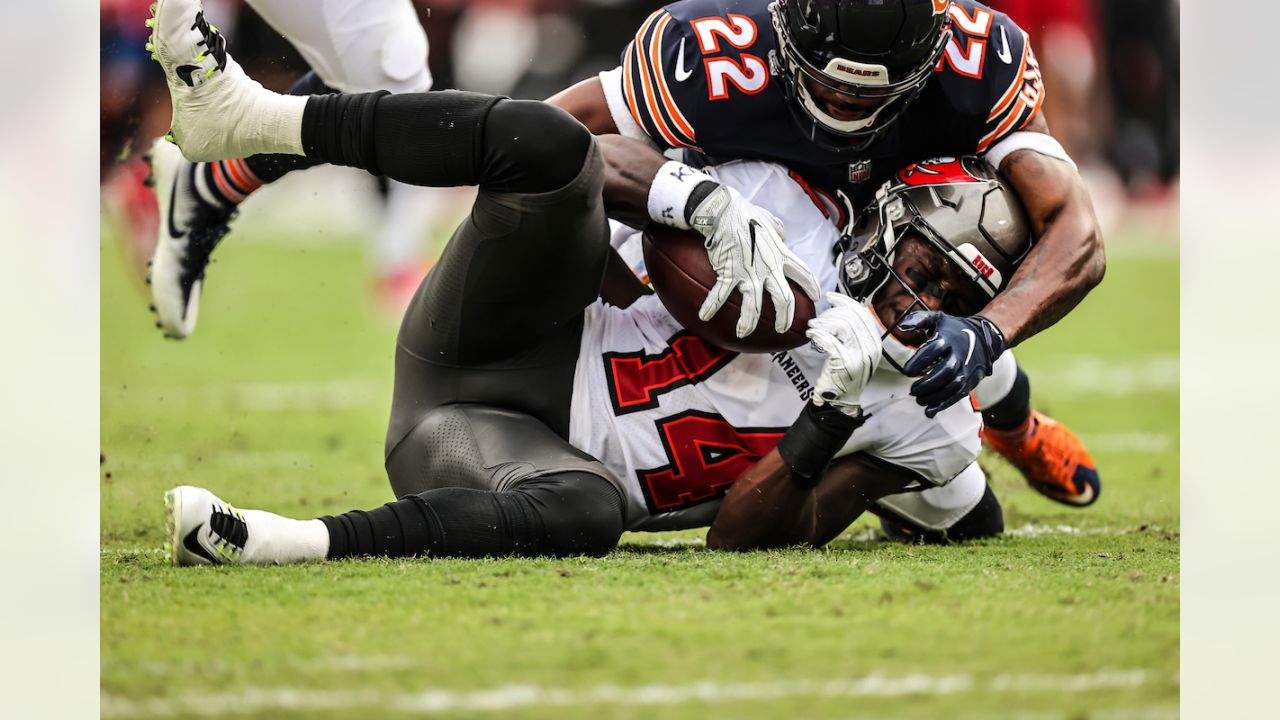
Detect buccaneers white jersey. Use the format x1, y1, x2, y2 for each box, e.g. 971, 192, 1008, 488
571, 160, 982, 532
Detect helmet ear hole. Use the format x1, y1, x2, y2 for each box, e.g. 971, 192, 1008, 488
836, 156, 1034, 306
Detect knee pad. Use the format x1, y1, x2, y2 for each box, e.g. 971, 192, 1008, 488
385, 404, 627, 517
878, 481, 1004, 544
385, 404, 489, 499
874, 464, 1003, 544
482, 100, 595, 193
377, 22, 433, 93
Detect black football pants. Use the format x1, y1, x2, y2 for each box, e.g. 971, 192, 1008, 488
302, 92, 626, 558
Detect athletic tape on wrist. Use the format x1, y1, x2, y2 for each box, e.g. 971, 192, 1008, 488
983, 131, 1077, 172
647, 160, 716, 230
777, 402, 867, 488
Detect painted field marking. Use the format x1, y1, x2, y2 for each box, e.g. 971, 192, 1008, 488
1031, 354, 1178, 396
1077, 432, 1175, 454
109, 378, 386, 412
100, 669, 1174, 718
102, 655, 416, 678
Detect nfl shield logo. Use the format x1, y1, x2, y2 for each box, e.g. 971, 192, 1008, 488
848, 160, 872, 183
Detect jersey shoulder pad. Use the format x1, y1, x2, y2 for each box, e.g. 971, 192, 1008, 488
620, 0, 776, 151
619, 5, 704, 150
935, 0, 1045, 152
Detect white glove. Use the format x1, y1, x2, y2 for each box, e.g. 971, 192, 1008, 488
689, 184, 822, 338
805, 293, 884, 415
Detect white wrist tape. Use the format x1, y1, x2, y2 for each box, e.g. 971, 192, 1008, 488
647, 160, 716, 230
984, 131, 1078, 172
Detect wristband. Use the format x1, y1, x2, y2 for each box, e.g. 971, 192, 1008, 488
776, 402, 869, 488
971, 315, 1007, 367
647, 160, 716, 230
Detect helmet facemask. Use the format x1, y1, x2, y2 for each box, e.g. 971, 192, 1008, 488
837, 188, 993, 352
835, 155, 1035, 368
769, 0, 952, 153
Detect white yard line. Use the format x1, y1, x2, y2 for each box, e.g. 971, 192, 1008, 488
1031, 354, 1178, 396
100, 669, 1173, 718
116, 450, 316, 471
111, 378, 387, 412
101, 655, 416, 677
1078, 432, 1176, 454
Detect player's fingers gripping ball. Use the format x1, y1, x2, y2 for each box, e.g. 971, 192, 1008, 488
806, 293, 883, 415
690, 184, 821, 337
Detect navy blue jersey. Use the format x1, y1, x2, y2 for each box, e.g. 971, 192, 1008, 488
617, 0, 1044, 214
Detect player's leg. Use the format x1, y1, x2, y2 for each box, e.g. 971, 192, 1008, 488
148, 0, 433, 338
154, 0, 620, 564
147, 70, 333, 338
167, 406, 627, 565
250, 0, 438, 313
872, 464, 1004, 544
247, 0, 432, 95
974, 352, 1101, 507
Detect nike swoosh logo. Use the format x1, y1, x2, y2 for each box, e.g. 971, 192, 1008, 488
674, 38, 694, 82
167, 170, 188, 240
183, 525, 219, 564
961, 328, 976, 365
996, 27, 1012, 64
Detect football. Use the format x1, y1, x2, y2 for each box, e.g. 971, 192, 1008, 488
642, 225, 816, 353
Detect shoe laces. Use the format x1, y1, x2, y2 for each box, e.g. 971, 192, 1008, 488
183, 209, 235, 286
190, 11, 229, 80
207, 503, 248, 560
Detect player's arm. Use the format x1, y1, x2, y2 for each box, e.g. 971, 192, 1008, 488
708, 294, 885, 550
546, 77, 618, 136
706, 448, 819, 550
966, 17, 1105, 346
981, 113, 1106, 345
707, 448, 913, 550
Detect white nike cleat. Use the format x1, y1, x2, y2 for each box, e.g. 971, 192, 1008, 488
164, 485, 251, 566
145, 137, 235, 339
147, 0, 304, 162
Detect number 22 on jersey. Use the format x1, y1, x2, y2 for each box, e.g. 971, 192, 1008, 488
690, 14, 768, 100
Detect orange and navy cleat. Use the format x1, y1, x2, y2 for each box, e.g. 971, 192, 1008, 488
984, 411, 1100, 507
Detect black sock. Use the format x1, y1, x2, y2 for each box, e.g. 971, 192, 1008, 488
301, 91, 591, 193
317, 473, 623, 559
982, 366, 1032, 431
302, 90, 497, 184
196, 71, 336, 207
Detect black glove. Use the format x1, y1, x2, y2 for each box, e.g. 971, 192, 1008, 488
900, 311, 1006, 418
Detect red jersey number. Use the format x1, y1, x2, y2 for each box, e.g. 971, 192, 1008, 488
638, 411, 786, 513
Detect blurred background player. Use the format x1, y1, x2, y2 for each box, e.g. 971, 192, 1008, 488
108, 0, 441, 320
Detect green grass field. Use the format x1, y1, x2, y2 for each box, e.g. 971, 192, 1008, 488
101, 215, 1179, 719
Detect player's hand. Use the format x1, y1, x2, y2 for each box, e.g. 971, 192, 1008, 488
900, 311, 1006, 418
690, 184, 821, 338
805, 293, 884, 416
